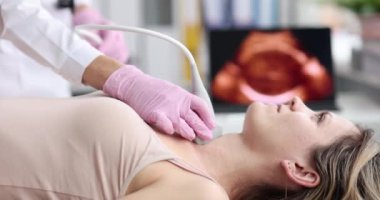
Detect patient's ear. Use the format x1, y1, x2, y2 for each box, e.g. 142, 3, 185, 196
280, 160, 320, 188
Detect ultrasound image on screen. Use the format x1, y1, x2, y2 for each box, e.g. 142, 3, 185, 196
208, 28, 337, 112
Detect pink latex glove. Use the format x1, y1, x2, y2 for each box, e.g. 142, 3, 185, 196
103, 65, 216, 141
73, 7, 129, 63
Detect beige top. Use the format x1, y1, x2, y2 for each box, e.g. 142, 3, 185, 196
0, 97, 215, 199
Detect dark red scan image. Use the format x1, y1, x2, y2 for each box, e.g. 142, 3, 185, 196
212, 31, 333, 104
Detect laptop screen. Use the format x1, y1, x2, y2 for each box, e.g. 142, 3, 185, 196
208, 28, 337, 112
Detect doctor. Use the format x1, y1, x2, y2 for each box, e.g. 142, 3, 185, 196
0, 0, 215, 141
0, 0, 128, 97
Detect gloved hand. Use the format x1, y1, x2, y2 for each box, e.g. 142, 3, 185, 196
73, 7, 129, 63
103, 65, 216, 141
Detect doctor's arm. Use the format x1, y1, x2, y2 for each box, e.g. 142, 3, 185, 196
0, 0, 215, 141
0, 0, 100, 84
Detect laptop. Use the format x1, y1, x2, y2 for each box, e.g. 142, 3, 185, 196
207, 27, 338, 113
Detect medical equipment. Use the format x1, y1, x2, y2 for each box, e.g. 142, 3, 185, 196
75, 24, 222, 144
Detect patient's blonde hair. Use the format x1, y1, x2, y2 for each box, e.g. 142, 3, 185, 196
234, 128, 380, 200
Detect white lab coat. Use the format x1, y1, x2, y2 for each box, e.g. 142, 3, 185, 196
0, 0, 101, 97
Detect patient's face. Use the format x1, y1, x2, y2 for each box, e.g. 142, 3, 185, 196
242, 97, 358, 160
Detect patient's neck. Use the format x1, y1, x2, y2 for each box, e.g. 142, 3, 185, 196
157, 132, 279, 198
193, 134, 271, 198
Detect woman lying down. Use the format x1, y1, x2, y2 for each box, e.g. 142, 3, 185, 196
0, 94, 379, 200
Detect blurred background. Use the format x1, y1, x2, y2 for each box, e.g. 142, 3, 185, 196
86, 0, 380, 138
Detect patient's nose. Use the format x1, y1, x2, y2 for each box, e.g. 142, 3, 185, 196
283, 96, 302, 111
289, 96, 313, 113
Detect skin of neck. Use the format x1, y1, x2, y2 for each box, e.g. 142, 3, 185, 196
190, 133, 285, 198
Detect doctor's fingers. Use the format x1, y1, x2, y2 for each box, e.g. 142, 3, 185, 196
148, 111, 196, 141
98, 31, 128, 63
174, 118, 196, 141
190, 96, 216, 130
148, 111, 175, 135
182, 111, 213, 141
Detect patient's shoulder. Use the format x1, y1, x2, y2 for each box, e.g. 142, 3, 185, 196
190, 180, 230, 200
127, 161, 229, 200
166, 174, 229, 200
125, 179, 229, 200
166, 160, 229, 199
156, 178, 229, 200
75, 93, 140, 122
